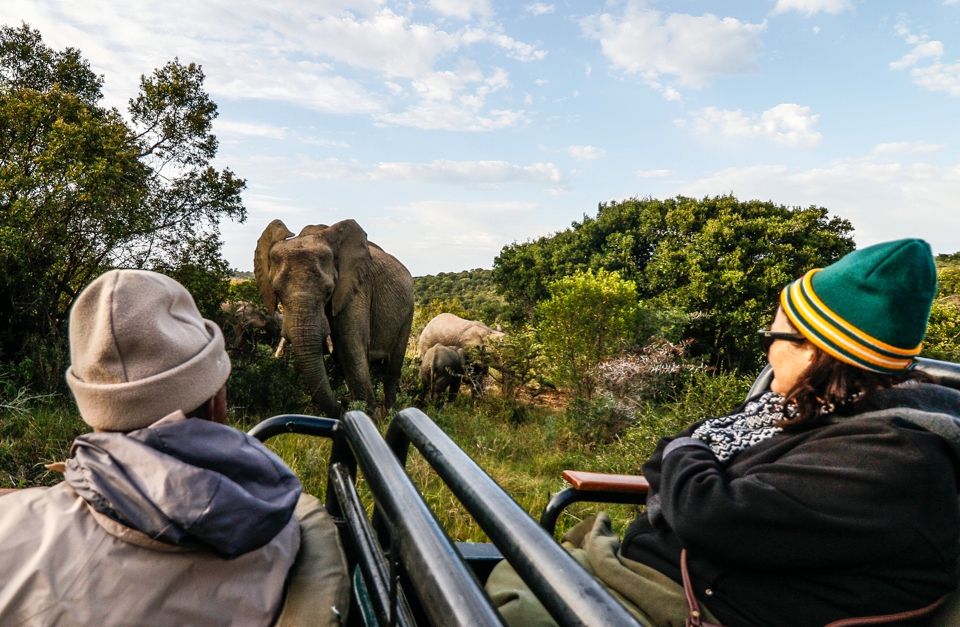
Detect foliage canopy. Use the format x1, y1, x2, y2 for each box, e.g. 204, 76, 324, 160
494, 195, 855, 370
0, 24, 244, 369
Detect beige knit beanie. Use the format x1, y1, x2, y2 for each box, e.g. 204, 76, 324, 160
66, 269, 231, 432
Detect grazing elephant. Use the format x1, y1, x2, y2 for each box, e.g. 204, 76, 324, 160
420, 345, 466, 403
220, 301, 283, 353
418, 313, 505, 358
255, 219, 414, 418
419, 313, 505, 396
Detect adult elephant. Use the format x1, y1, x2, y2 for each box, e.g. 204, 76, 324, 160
255, 219, 414, 418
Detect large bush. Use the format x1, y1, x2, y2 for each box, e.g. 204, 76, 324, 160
494, 195, 855, 371
536, 269, 642, 397
923, 255, 960, 362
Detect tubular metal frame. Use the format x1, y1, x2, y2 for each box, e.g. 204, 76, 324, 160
385, 407, 644, 627
248, 412, 504, 627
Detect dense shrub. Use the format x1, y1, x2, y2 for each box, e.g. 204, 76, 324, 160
494, 195, 855, 371
536, 269, 642, 398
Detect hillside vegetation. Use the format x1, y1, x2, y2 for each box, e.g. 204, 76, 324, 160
413, 269, 505, 325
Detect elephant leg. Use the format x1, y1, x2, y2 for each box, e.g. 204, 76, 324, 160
447, 376, 462, 404
382, 327, 409, 412
332, 309, 377, 414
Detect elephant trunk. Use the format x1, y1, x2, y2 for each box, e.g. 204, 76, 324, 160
286, 311, 341, 418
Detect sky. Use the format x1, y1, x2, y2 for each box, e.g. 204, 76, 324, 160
4, 0, 960, 276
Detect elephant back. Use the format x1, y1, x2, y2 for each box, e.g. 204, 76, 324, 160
419, 313, 499, 358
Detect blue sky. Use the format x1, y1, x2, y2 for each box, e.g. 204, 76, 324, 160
5, 0, 960, 275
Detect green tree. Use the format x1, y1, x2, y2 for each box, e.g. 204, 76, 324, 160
0, 24, 244, 367
536, 269, 640, 398
494, 195, 854, 370
922, 253, 960, 363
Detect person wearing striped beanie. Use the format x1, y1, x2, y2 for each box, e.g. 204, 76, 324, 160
612, 238, 960, 627
781, 238, 937, 374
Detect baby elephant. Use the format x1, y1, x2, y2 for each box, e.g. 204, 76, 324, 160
421, 345, 467, 403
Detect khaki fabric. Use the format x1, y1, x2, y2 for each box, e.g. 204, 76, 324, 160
485, 512, 718, 627
276, 494, 351, 627
0, 482, 299, 627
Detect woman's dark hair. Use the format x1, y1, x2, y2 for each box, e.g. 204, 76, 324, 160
777, 316, 927, 430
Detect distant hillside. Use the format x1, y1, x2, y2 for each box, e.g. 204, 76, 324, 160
413, 269, 505, 324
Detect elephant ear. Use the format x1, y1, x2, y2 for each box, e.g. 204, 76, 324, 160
326, 219, 373, 316
254, 219, 294, 313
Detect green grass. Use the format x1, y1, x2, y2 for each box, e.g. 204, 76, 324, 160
0, 370, 752, 542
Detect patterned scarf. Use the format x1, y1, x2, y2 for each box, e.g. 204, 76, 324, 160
691, 391, 795, 463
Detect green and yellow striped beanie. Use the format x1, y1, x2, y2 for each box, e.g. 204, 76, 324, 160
780, 239, 937, 373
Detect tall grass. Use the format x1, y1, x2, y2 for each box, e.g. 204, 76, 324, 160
1, 370, 753, 543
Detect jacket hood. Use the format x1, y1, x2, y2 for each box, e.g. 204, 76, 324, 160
846, 382, 960, 460
65, 416, 302, 559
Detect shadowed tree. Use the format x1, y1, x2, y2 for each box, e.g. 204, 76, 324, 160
0, 23, 244, 386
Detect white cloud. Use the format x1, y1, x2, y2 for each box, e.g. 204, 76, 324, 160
375, 66, 525, 130
525, 3, 555, 16
689, 103, 822, 148
371, 200, 546, 274
1, 0, 541, 131
295, 158, 564, 185
215, 120, 288, 139
873, 141, 946, 154
771, 0, 852, 17
636, 169, 675, 177
377, 105, 526, 131
430, 0, 492, 19
890, 38, 944, 71
566, 145, 606, 160
580, 4, 765, 91
463, 29, 547, 61
891, 24, 960, 97
677, 161, 960, 254
910, 61, 960, 97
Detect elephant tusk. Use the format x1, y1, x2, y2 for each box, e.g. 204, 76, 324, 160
275, 337, 286, 358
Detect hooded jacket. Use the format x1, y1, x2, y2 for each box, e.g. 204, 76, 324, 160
0, 412, 303, 627
622, 383, 960, 627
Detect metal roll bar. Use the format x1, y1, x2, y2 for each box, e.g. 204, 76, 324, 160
247, 414, 339, 441
340, 410, 506, 627
385, 407, 643, 627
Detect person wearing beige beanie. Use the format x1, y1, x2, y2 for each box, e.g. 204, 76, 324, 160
0, 270, 350, 627
65, 269, 232, 431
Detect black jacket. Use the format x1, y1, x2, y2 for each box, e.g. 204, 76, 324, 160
621, 384, 960, 627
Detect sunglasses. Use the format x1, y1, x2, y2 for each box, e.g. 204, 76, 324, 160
758, 329, 807, 355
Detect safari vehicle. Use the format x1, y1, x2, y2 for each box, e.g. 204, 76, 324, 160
251, 356, 960, 627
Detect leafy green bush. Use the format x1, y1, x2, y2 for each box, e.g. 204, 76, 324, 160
922, 255, 960, 363
536, 269, 642, 397
226, 345, 312, 418
483, 326, 546, 400
494, 195, 854, 371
